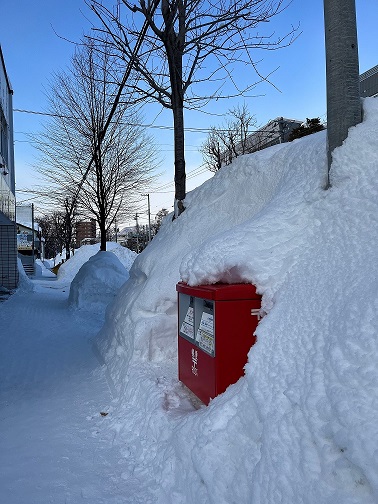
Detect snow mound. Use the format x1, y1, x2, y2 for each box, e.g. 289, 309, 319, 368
34, 259, 56, 278
95, 98, 378, 503
68, 251, 129, 315
58, 242, 137, 283
17, 258, 34, 292
97, 125, 326, 385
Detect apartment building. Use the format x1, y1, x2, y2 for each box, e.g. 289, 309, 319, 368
0, 46, 18, 290
75, 219, 96, 247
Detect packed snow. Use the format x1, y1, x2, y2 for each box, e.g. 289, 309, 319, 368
57, 242, 137, 284
1, 98, 378, 503
68, 251, 130, 317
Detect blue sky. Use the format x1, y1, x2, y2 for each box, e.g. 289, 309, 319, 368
1, 0, 377, 223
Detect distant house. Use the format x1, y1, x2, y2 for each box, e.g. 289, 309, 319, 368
220, 117, 303, 167
117, 226, 135, 247
244, 117, 303, 153
360, 65, 378, 98
0, 46, 18, 290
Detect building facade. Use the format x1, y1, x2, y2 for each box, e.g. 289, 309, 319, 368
360, 65, 378, 98
0, 46, 18, 290
244, 117, 303, 153
75, 219, 96, 247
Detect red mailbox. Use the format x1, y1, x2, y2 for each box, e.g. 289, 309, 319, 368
177, 282, 262, 405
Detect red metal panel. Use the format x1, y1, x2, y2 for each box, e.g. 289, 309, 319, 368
176, 281, 260, 300
177, 282, 262, 405
178, 336, 216, 404
215, 299, 260, 397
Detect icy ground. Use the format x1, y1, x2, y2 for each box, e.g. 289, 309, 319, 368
0, 276, 146, 503
0, 260, 200, 504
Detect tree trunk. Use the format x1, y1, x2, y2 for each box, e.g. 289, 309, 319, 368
98, 178, 107, 250
100, 217, 107, 251
65, 218, 72, 259
165, 23, 186, 217
172, 102, 186, 212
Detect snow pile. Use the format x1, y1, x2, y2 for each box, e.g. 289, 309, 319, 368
44, 261, 57, 275
95, 98, 378, 503
68, 251, 129, 316
52, 250, 68, 265
32, 259, 57, 278
16, 258, 35, 292
40, 258, 55, 269
33, 260, 43, 277
97, 128, 324, 388
57, 242, 137, 283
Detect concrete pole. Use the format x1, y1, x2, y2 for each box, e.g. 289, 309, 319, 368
147, 194, 151, 243
142, 193, 152, 242
323, 0, 361, 187
31, 203, 35, 268
135, 213, 140, 253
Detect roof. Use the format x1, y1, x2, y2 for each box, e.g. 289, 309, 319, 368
360, 65, 378, 82
0, 45, 13, 94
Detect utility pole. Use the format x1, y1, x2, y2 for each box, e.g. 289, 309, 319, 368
134, 213, 140, 253
31, 203, 35, 273
114, 217, 118, 243
142, 193, 152, 243
323, 0, 361, 188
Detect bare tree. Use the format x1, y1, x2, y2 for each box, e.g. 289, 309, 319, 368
201, 127, 224, 173
152, 207, 169, 234
89, 0, 295, 216
231, 103, 258, 156
201, 104, 257, 171
38, 211, 68, 260
31, 41, 157, 252
27, 185, 80, 260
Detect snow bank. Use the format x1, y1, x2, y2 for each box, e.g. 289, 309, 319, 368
68, 251, 129, 316
57, 242, 137, 283
97, 129, 325, 387
17, 258, 35, 292
96, 98, 378, 503
33, 259, 56, 278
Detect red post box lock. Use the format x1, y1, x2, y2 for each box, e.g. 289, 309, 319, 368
177, 282, 262, 405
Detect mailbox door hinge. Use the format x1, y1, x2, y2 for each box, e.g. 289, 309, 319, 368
251, 308, 261, 320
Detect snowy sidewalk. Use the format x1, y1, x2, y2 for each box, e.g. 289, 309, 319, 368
0, 279, 145, 504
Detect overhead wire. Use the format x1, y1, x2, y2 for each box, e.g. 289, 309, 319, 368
14, 108, 304, 136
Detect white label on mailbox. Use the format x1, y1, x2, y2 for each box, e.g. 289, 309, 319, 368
199, 311, 214, 335
180, 306, 194, 339
197, 312, 214, 354
181, 321, 194, 339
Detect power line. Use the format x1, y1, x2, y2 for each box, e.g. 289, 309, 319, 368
154, 169, 208, 193
15, 194, 42, 202
14, 108, 306, 136
13, 108, 204, 131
